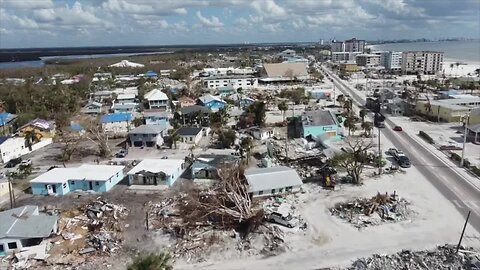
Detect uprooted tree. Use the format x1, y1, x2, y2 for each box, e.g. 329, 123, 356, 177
81, 117, 111, 158
57, 129, 83, 161
176, 165, 264, 238
330, 137, 374, 184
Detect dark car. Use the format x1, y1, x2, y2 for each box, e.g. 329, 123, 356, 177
115, 149, 128, 158
398, 156, 411, 168
393, 126, 403, 131
5, 157, 22, 168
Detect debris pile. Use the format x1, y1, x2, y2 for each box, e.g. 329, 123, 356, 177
330, 192, 412, 228
346, 245, 480, 270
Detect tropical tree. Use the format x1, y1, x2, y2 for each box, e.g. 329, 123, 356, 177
361, 121, 373, 137
450, 63, 454, 76
127, 252, 173, 270
343, 115, 356, 136
330, 137, 374, 184
336, 94, 345, 106
171, 132, 180, 149
359, 108, 368, 124
218, 128, 236, 148
278, 101, 288, 121
245, 101, 266, 127
24, 129, 42, 151
240, 137, 254, 164
343, 99, 353, 115
455, 62, 460, 76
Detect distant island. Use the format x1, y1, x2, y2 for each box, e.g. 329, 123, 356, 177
368, 37, 479, 45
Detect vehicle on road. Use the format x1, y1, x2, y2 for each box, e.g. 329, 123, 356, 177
387, 148, 403, 156
115, 149, 128, 158
393, 126, 403, 131
268, 212, 299, 228
5, 158, 22, 168
19, 159, 32, 167
397, 156, 411, 168
374, 113, 385, 128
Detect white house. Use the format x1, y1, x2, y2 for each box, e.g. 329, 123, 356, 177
245, 166, 303, 198
144, 89, 169, 111
202, 75, 258, 90
250, 127, 275, 140
0, 205, 58, 256
0, 136, 53, 164
109, 60, 145, 68
81, 101, 102, 114
127, 159, 186, 186
101, 113, 134, 137
116, 93, 136, 104
176, 127, 203, 145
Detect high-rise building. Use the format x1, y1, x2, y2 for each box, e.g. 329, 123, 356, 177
330, 38, 366, 62
373, 51, 402, 71
401, 51, 444, 74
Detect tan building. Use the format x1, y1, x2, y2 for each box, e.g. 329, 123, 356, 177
415, 98, 480, 122
355, 54, 381, 68
402, 51, 443, 74
339, 63, 359, 73
0, 179, 11, 198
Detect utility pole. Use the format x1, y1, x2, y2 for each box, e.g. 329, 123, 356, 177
8, 177, 15, 209
378, 126, 382, 175
333, 84, 336, 106
461, 113, 470, 167
456, 210, 471, 253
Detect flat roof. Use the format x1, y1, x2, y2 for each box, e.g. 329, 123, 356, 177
302, 110, 337, 126
127, 159, 184, 175
0, 205, 57, 238
30, 164, 125, 184
245, 166, 302, 193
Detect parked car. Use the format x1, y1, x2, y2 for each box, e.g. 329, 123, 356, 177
115, 149, 128, 158
387, 148, 403, 156
393, 126, 403, 131
397, 156, 411, 168
268, 212, 299, 228
5, 158, 22, 168
19, 159, 32, 167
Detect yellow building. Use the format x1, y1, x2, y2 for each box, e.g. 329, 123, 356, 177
468, 107, 480, 126
415, 98, 480, 122
339, 63, 359, 73
17, 118, 55, 140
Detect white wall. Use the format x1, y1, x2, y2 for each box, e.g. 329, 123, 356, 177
0, 138, 52, 163
251, 185, 301, 198
102, 121, 134, 137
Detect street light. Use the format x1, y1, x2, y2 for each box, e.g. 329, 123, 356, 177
461, 113, 470, 167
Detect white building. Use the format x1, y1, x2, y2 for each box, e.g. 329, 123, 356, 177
202, 67, 255, 76
245, 166, 303, 198
250, 127, 275, 140
0, 137, 53, 164
115, 93, 136, 104
0, 205, 58, 256
381, 51, 402, 71
331, 38, 365, 62
101, 113, 134, 137
127, 159, 186, 186
202, 75, 258, 90
176, 127, 203, 145
144, 89, 169, 111
356, 54, 381, 68
402, 51, 444, 74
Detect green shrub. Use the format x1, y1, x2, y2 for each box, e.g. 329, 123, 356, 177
471, 166, 480, 177
128, 252, 172, 270
451, 152, 461, 162
418, 131, 434, 144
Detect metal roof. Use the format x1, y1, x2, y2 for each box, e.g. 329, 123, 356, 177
176, 127, 203, 136
302, 110, 337, 126
198, 94, 225, 105
263, 62, 308, 78
30, 164, 125, 184
245, 166, 302, 193
127, 159, 184, 176
129, 124, 166, 135
179, 105, 211, 115
101, 113, 133, 123
0, 205, 57, 239
145, 89, 168, 101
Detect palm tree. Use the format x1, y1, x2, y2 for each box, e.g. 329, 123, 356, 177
455, 62, 460, 76
24, 129, 42, 151
128, 252, 172, 270
278, 101, 288, 121
240, 137, 253, 164
343, 115, 356, 136
450, 63, 454, 76
359, 109, 368, 124
361, 121, 373, 137
171, 132, 180, 149
336, 95, 345, 106
343, 99, 353, 114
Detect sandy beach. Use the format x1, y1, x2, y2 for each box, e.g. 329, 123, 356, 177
443, 60, 480, 77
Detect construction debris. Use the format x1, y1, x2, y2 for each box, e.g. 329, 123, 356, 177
346, 245, 480, 270
330, 192, 412, 228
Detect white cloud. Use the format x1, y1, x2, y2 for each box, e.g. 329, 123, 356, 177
0, 0, 54, 9
32, 9, 58, 22
250, 0, 286, 18
196, 11, 224, 28
365, 0, 425, 16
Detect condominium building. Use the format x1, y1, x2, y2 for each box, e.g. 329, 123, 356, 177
374, 51, 402, 71
330, 38, 365, 62
401, 51, 444, 74
355, 54, 381, 68
202, 75, 258, 90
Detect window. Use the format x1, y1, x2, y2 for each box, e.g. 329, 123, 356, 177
279, 188, 284, 193
63, 183, 67, 188
71, 181, 75, 185
271, 189, 276, 194
8, 242, 17, 249
95, 181, 99, 186
286, 186, 293, 192
190, 137, 193, 141
258, 190, 263, 195
116, 172, 119, 177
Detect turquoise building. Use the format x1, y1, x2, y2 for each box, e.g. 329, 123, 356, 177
30, 165, 125, 195
300, 110, 342, 142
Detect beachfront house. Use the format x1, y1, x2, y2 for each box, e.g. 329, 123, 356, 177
145, 89, 169, 111
30, 164, 125, 195
245, 166, 303, 198
128, 124, 167, 148
126, 159, 186, 186
101, 113, 134, 137
0, 205, 58, 256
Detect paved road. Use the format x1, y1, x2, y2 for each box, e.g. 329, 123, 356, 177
322, 67, 480, 232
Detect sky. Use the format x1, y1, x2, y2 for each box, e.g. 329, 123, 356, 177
0, 0, 479, 48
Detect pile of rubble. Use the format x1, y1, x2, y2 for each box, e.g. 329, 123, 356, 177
330, 192, 412, 228
346, 245, 480, 270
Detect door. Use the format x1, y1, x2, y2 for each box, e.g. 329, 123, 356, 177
51, 184, 56, 194
89, 181, 93, 190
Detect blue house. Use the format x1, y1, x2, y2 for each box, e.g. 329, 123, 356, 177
300, 110, 342, 142
144, 111, 168, 126
111, 103, 138, 113
30, 165, 125, 196
197, 94, 227, 111
145, 70, 158, 78
126, 159, 186, 186
101, 113, 134, 136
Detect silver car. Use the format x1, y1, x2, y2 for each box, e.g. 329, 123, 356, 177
268, 212, 299, 228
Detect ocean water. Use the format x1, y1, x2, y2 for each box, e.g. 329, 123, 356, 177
369, 41, 480, 63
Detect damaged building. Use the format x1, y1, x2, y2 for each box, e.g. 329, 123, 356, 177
245, 166, 303, 198
127, 159, 186, 186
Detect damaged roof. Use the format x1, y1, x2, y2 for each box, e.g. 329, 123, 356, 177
0, 205, 57, 239
245, 166, 303, 193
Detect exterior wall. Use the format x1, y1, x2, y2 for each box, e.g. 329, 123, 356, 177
127, 163, 184, 186
145, 116, 168, 126
402, 51, 443, 74
82, 105, 102, 114
0, 138, 52, 163
112, 106, 136, 114
339, 63, 359, 73
129, 133, 164, 147
102, 121, 134, 137
302, 124, 341, 141
179, 132, 202, 144
204, 78, 258, 90
148, 99, 169, 110
415, 102, 470, 122
205, 100, 226, 111
356, 55, 381, 67
31, 171, 124, 195
0, 181, 11, 198
251, 185, 301, 198
252, 129, 274, 140
0, 220, 57, 255
117, 98, 136, 103
18, 126, 54, 139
